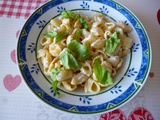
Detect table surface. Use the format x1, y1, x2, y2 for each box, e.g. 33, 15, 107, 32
0, 0, 160, 120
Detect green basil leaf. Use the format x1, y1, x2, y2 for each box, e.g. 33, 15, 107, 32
79, 16, 89, 30
68, 40, 91, 61
61, 10, 89, 30
105, 31, 120, 54
60, 49, 81, 70
55, 29, 69, 43
74, 29, 82, 41
51, 68, 61, 81
93, 59, 113, 86
51, 68, 61, 98
61, 10, 79, 19
52, 80, 60, 98
43, 30, 57, 38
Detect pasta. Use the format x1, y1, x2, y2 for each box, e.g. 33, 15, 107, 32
37, 11, 133, 94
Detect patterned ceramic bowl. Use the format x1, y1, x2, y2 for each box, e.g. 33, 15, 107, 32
17, 0, 152, 114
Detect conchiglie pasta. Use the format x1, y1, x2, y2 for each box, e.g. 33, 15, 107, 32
40, 50, 52, 69
90, 27, 104, 37
37, 11, 133, 93
62, 80, 77, 91
105, 22, 115, 31
82, 33, 97, 46
37, 49, 47, 58
121, 37, 133, 50
90, 38, 105, 49
56, 69, 73, 81
50, 18, 62, 27
81, 29, 90, 38
49, 43, 62, 57
74, 19, 82, 28
116, 21, 132, 33
84, 78, 100, 93
115, 58, 123, 70
80, 60, 92, 76
92, 55, 104, 65
92, 14, 105, 27
66, 35, 74, 45
40, 37, 53, 46
101, 60, 113, 74
108, 56, 120, 67
104, 30, 112, 39
60, 24, 72, 33
71, 73, 88, 85
46, 58, 61, 76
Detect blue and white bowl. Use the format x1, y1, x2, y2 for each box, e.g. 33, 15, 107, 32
17, 0, 152, 114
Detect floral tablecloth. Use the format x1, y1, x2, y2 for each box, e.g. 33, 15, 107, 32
0, 0, 160, 120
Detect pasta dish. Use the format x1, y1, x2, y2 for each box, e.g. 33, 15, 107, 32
37, 11, 133, 96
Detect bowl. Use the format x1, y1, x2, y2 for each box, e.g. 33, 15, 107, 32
17, 0, 152, 114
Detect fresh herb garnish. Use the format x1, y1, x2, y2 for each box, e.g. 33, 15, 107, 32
55, 29, 69, 43
43, 30, 57, 38
68, 40, 91, 61
51, 68, 61, 98
93, 59, 113, 86
79, 16, 89, 30
105, 31, 120, 54
61, 10, 89, 30
74, 29, 82, 41
60, 49, 81, 70
61, 10, 79, 19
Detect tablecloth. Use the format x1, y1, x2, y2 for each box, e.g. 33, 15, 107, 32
0, 0, 160, 120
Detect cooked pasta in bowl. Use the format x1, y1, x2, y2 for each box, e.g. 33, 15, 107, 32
17, 0, 151, 114
37, 11, 133, 95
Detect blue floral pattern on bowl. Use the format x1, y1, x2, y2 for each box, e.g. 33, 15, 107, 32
27, 42, 35, 53
99, 6, 109, 14
57, 6, 66, 13
111, 85, 122, 94
36, 20, 46, 28
79, 96, 92, 104
80, 1, 90, 9
30, 64, 39, 74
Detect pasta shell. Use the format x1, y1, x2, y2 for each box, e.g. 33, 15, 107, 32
115, 58, 123, 70
80, 60, 92, 76
41, 51, 52, 69
101, 60, 113, 74
90, 38, 105, 49
105, 22, 115, 31
56, 69, 73, 81
71, 73, 88, 85
62, 80, 77, 91
84, 78, 100, 93
50, 18, 62, 27
108, 56, 120, 67
90, 27, 104, 37
49, 43, 62, 57
40, 37, 52, 46
116, 21, 132, 32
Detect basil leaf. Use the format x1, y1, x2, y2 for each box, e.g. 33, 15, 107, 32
74, 29, 82, 41
52, 80, 60, 98
61, 10, 79, 19
60, 49, 81, 70
105, 31, 120, 54
43, 30, 57, 38
51, 68, 61, 98
93, 59, 113, 86
55, 29, 69, 43
68, 40, 91, 61
61, 10, 89, 30
51, 68, 61, 81
79, 16, 89, 30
